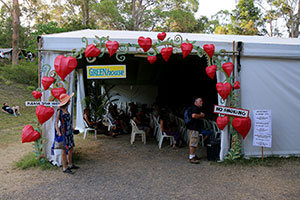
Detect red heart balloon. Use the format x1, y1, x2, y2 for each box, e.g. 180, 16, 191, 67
54, 55, 77, 81
51, 87, 66, 99
206, 65, 217, 80
161, 47, 173, 62
157, 32, 166, 41
233, 81, 240, 89
203, 44, 215, 58
36, 105, 54, 124
32, 91, 42, 99
85, 44, 101, 57
216, 116, 230, 130
222, 62, 233, 77
232, 117, 252, 139
106, 41, 119, 57
147, 56, 157, 64
42, 76, 55, 90
138, 37, 152, 52
216, 82, 232, 100
181, 43, 193, 58
22, 125, 41, 143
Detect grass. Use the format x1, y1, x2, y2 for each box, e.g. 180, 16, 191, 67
15, 152, 57, 170
217, 156, 300, 167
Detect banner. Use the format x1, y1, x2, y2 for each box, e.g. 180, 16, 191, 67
87, 65, 126, 79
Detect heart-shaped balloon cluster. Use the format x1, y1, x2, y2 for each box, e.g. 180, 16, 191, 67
32, 91, 42, 99
157, 32, 166, 41
216, 82, 232, 100
222, 62, 233, 77
106, 41, 119, 57
161, 47, 173, 62
85, 44, 101, 57
233, 81, 240, 89
232, 117, 252, 139
138, 37, 152, 52
51, 87, 66, 99
22, 125, 40, 143
147, 56, 157, 64
42, 76, 55, 90
206, 65, 217, 80
54, 55, 78, 81
203, 44, 215, 58
181, 43, 193, 58
36, 105, 54, 124
216, 116, 229, 130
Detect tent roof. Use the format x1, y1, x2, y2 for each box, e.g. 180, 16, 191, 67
41, 29, 300, 58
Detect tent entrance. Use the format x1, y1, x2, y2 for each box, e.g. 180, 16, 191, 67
78, 53, 217, 118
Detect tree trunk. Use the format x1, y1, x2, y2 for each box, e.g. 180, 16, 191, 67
12, 0, 20, 65
294, 0, 300, 37
82, 0, 89, 27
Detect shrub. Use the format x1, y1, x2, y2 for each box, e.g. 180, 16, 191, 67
15, 152, 56, 170
0, 61, 38, 87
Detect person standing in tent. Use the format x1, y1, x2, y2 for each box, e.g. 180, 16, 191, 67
55, 93, 79, 174
187, 97, 205, 164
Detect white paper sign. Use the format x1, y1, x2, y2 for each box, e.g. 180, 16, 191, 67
25, 101, 60, 107
253, 110, 272, 148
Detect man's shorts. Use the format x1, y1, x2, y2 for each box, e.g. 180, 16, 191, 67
188, 130, 199, 148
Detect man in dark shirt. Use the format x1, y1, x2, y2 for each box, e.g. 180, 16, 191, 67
2, 103, 21, 116
187, 97, 205, 164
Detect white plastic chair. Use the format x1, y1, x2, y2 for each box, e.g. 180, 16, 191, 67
83, 120, 97, 139
211, 121, 222, 139
157, 128, 175, 149
102, 115, 116, 131
130, 119, 146, 145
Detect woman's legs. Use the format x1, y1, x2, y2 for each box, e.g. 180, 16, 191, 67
67, 148, 73, 166
61, 150, 67, 169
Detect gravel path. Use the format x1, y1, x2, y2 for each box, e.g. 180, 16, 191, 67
1, 134, 300, 200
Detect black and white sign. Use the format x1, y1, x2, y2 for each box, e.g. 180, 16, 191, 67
213, 105, 249, 118
253, 110, 272, 148
25, 101, 60, 107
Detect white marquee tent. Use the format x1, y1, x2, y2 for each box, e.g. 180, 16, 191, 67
39, 29, 300, 164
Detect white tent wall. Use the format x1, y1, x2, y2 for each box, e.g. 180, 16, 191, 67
40, 51, 76, 165
240, 57, 300, 156
75, 69, 86, 133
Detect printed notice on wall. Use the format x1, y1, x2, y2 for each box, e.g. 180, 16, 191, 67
253, 110, 272, 148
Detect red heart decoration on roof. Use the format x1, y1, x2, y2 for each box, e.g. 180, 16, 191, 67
32, 91, 42, 100
216, 116, 229, 130
36, 105, 54, 124
216, 82, 232, 100
157, 32, 166, 41
42, 76, 55, 90
138, 37, 152, 52
161, 47, 173, 62
22, 125, 40, 143
106, 41, 119, 57
147, 56, 157, 64
54, 55, 77, 81
233, 81, 240, 89
181, 43, 193, 58
85, 44, 101, 57
51, 87, 66, 99
206, 65, 217, 80
232, 117, 252, 139
203, 44, 215, 58
222, 62, 233, 77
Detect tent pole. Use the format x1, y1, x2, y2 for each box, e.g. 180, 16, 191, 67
232, 41, 235, 79
37, 37, 43, 89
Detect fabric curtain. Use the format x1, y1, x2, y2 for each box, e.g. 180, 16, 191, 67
75, 69, 86, 133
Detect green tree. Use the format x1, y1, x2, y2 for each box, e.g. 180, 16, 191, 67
230, 0, 262, 35
273, 0, 300, 37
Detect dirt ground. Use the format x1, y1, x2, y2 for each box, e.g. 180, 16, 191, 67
1, 134, 300, 200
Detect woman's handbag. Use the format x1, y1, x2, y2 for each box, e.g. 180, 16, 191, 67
54, 135, 64, 149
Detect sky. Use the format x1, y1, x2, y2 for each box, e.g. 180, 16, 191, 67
196, 0, 237, 18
